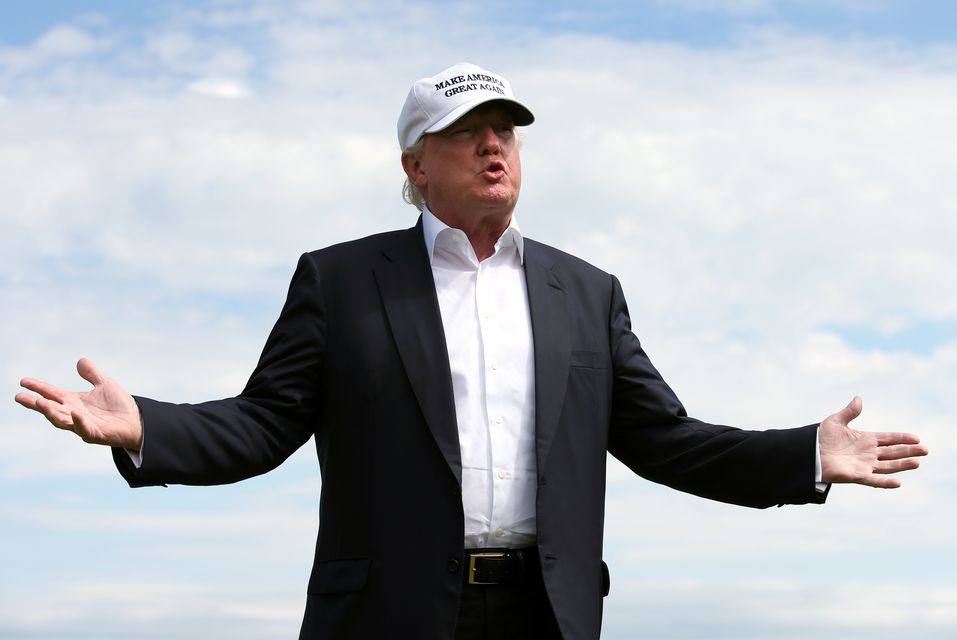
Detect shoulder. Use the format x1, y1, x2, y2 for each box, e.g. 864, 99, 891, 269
286, 224, 426, 298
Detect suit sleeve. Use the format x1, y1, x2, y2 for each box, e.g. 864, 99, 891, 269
605, 275, 827, 508
113, 253, 325, 487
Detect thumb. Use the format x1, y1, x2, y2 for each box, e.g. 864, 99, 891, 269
76, 357, 106, 387
831, 395, 863, 427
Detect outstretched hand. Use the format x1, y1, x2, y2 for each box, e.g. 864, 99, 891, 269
15, 358, 143, 451
819, 396, 928, 488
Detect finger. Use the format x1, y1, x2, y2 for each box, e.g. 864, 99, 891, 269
831, 395, 863, 426
15, 391, 87, 436
18, 378, 70, 403
875, 432, 923, 447
76, 357, 105, 387
31, 397, 76, 430
858, 475, 903, 489
14, 391, 40, 411
17, 391, 69, 424
877, 443, 929, 460
873, 458, 921, 475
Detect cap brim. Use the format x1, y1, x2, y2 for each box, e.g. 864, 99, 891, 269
424, 97, 535, 136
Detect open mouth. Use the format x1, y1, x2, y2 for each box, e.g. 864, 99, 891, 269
483, 161, 506, 176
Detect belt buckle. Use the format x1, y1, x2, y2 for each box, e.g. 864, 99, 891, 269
468, 551, 508, 585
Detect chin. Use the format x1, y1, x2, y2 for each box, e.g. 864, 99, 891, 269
477, 187, 517, 206
476, 198, 516, 213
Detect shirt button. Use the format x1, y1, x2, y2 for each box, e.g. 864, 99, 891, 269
490, 361, 498, 370
493, 416, 503, 425
495, 528, 506, 538
447, 558, 461, 573
497, 469, 508, 480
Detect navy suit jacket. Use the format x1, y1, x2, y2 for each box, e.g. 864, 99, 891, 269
114, 219, 826, 639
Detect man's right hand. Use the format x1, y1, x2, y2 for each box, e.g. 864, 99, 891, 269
16, 358, 143, 451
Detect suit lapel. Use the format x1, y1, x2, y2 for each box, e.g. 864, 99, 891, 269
524, 242, 571, 470
374, 220, 462, 484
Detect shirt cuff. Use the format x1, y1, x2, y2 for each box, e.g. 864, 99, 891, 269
815, 426, 828, 493
124, 427, 144, 469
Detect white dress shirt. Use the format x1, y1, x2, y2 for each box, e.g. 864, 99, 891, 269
422, 207, 538, 549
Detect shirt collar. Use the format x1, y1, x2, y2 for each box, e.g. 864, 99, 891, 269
422, 205, 525, 265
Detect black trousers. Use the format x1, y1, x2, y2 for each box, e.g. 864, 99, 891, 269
454, 551, 563, 640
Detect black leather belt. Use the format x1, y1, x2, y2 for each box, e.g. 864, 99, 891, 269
464, 548, 538, 586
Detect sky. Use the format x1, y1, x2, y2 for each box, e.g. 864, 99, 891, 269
1, 0, 955, 638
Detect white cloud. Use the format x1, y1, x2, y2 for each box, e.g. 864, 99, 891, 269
655, 0, 897, 18
34, 25, 99, 57
0, 24, 110, 78
655, 0, 774, 14
602, 579, 957, 638
187, 77, 253, 98
5, 504, 309, 540
0, 580, 304, 638
145, 29, 205, 67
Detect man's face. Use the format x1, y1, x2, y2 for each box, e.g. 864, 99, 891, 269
404, 104, 522, 228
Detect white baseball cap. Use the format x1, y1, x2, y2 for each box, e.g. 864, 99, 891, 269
397, 62, 535, 150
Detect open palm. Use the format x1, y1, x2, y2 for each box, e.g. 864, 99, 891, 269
15, 357, 142, 451
819, 396, 928, 488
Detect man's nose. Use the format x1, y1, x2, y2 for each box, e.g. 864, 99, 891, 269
478, 125, 501, 154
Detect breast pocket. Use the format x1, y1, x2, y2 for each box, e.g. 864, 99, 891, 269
570, 349, 605, 369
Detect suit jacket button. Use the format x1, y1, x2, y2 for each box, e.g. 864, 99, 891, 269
447, 558, 461, 573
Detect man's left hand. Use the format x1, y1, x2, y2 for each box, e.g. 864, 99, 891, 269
819, 396, 928, 488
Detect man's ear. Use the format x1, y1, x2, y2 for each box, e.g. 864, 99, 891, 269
401, 151, 427, 189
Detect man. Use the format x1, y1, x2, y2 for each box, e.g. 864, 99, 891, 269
16, 63, 927, 640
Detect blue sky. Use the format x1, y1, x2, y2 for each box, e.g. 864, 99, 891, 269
4, 1, 957, 47
2, 1, 955, 638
